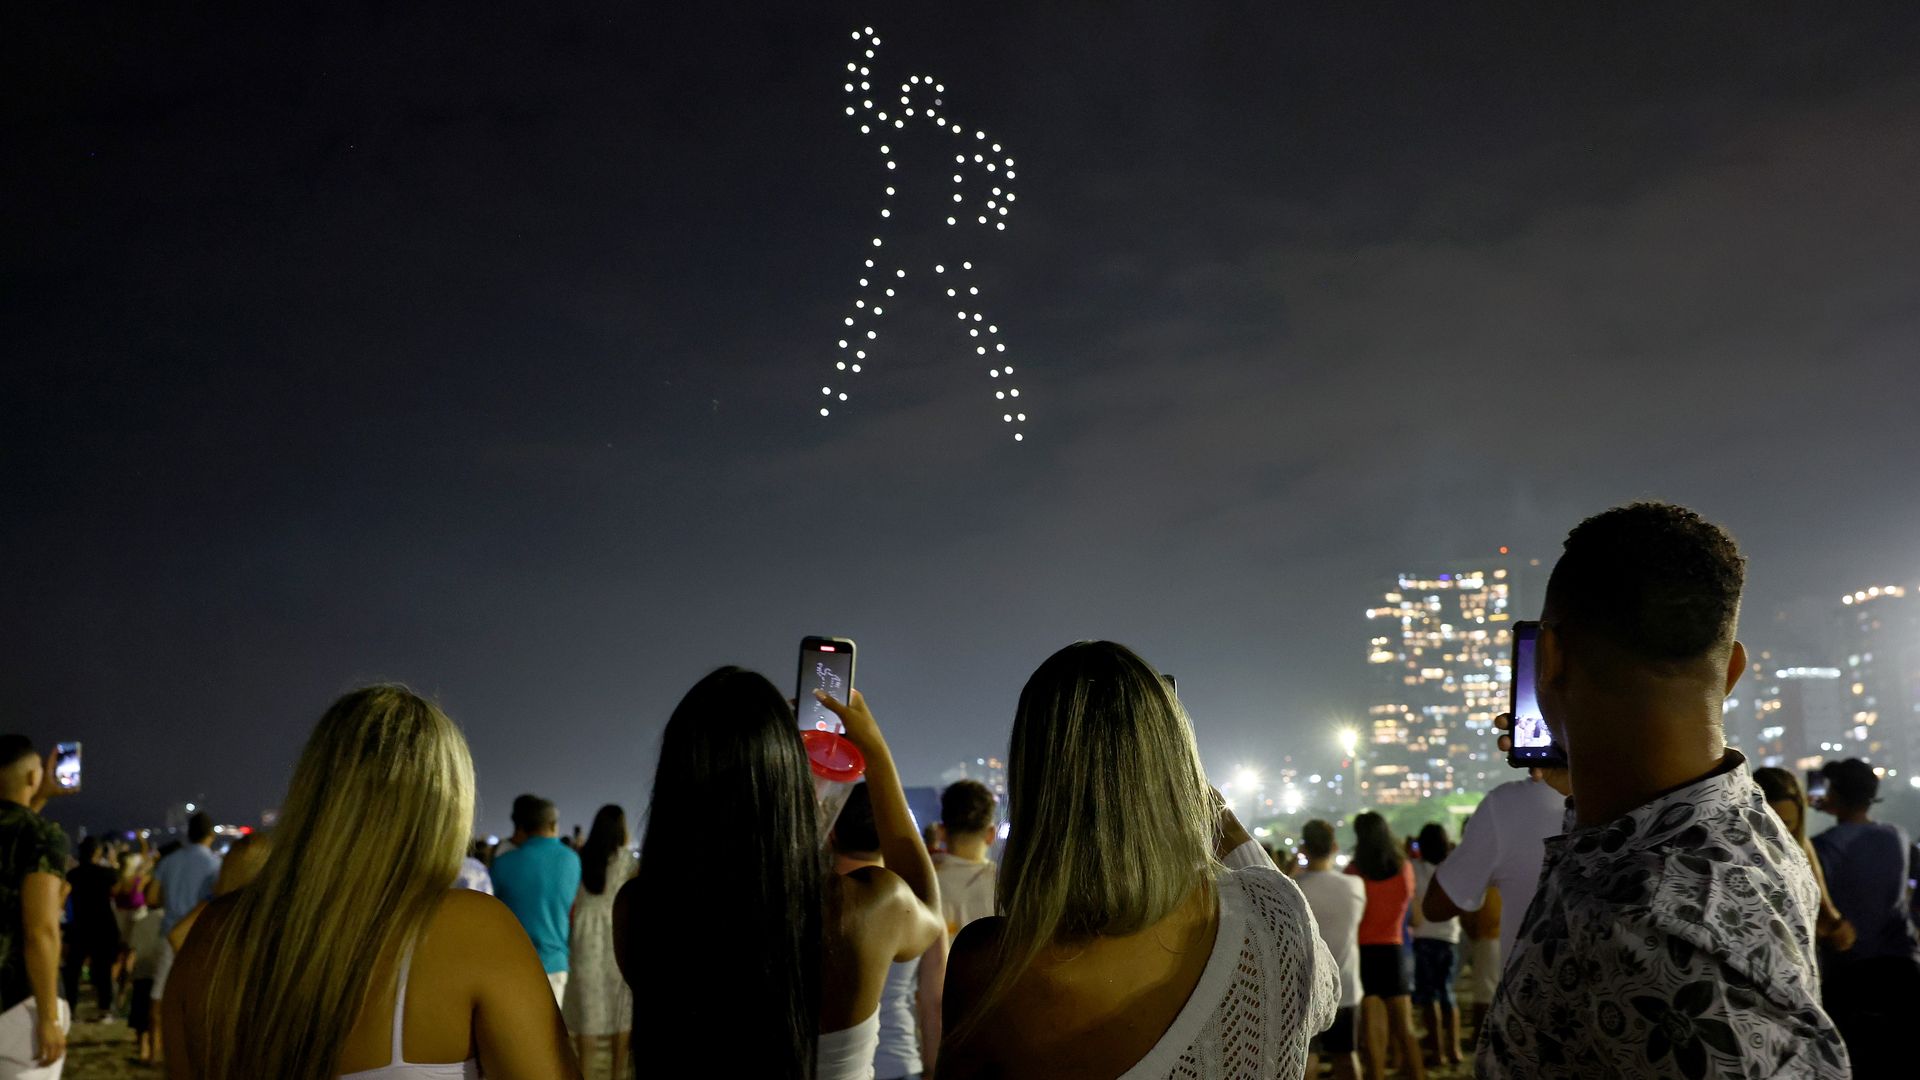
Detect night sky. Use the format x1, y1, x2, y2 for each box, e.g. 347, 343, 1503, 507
6, 4, 1919, 834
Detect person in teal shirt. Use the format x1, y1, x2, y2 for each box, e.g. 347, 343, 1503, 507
490, 796, 582, 1004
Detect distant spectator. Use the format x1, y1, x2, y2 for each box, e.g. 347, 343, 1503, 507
152, 813, 221, 936
1812, 757, 1920, 1075
1295, 819, 1365, 1080
932, 779, 999, 936
1345, 811, 1423, 1080
1407, 823, 1461, 1068
62, 836, 120, 1016
1421, 770, 1567, 968
125, 892, 165, 1063
454, 852, 494, 895
0, 736, 75, 1073
1753, 766, 1854, 951
496, 794, 540, 857
491, 795, 581, 1006
563, 804, 635, 1079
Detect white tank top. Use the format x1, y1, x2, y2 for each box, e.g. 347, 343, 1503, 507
816, 1010, 880, 1080
338, 942, 481, 1080
873, 959, 922, 1078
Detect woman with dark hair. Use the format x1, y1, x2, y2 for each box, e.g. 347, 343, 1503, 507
1345, 813, 1423, 1080
1752, 767, 1855, 952
565, 803, 635, 1077
616, 667, 941, 1079
1407, 823, 1461, 1068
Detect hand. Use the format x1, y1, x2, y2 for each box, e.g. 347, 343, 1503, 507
1494, 711, 1513, 755
813, 689, 883, 752
35, 1009, 64, 1066
1209, 787, 1253, 860
1820, 915, 1858, 952
31, 752, 76, 810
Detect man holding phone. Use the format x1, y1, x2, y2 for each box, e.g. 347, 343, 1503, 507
0, 736, 76, 1075
1478, 503, 1847, 1079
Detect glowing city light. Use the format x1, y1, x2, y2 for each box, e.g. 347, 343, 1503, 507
825, 26, 1027, 441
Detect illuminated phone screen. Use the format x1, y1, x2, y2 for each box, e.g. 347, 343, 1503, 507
797, 639, 854, 735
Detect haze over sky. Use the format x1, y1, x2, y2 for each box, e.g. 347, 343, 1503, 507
6, 4, 1919, 832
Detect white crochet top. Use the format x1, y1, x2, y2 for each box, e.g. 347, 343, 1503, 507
1119, 857, 1339, 1079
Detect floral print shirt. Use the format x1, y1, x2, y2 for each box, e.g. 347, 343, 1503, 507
1479, 752, 1850, 1079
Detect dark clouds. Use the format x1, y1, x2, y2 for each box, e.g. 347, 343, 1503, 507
4, 3, 1918, 831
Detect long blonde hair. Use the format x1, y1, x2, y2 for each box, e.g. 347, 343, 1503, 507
955, 641, 1217, 1044
197, 685, 475, 1079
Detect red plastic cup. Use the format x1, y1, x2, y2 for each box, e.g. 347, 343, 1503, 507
802, 729, 867, 839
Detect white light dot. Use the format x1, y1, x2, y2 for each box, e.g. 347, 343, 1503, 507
963, 262, 973, 270
845, 107, 855, 116
969, 328, 979, 337
863, 25, 873, 34
895, 269, 905, 277
998, 206, 1008, 216
894, 120, 903, 127
844, 317, 854, 326
992, 143, 1002, 152
864, 259, 874, 268
986, 163, 997, 172
969, 286, 979, 295
910, 76, 920, 84
861, 82, 870, 91
879, 145, 890, 154
838, 393, 847, 401
974, 154, 984, 162
987, 200, 997, 209
859, 125, 870, 134
996, 344, 1006, 352
885, 186, 895, 196
1016, 413, 1026, 421
953, 194, 963, 202
884, 288, 894, 296
885, 161, 896, 170
877, 111, 888, 120
865, 49, 874, 57
858, 279, 868, 287
855, 300, 865, 309
988, 325, 998, 333
946, 288, 957, 297
952, 124, 963, 134
866, 330, 876, 339
847, 63, 857, 72
880, 209, 890, 217
935, 265, 946, 273
900, 96, 909, 105
851, 364, 862, 372
936, 84, 945, 92
996, 223, 1006, 230
837, 360, 847, 369
1006, 193, 1016, 202
905, 108, 915, 116
1013, 433, 1023, 441
956, 155, 965, 164
957, 311, 967, 319
1004, 365, 1013, 373
822, 386, 832, 395
996, 390, 1005, 399
873, 307, 883, 315
851, 31, 860, 40
837, 339, 848, 348
973, 313, 983, 321
975, 131, 986, 140
953, 174, 963, 183
860, 67, 868, 75
1003, 414, 1012, 422
946, 217, 956, 225
863, 100, 873, 109
871, 238, 882, 247
989, 369, 999, 378
1006, 171, 1016, 179
1010, 389, 1020, 397
978, 216, 988, 224
977, 345, 987, 354
821, 407, 830, 416
855, 350, 866, 359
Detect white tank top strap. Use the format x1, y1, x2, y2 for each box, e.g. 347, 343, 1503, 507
337, 935, 481, 1080
390, 938, 417, 1064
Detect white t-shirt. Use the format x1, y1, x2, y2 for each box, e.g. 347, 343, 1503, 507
932, 852, 998, 935
1409, 861, 1460, 943
1294, 869, 1366, 1007
1431, 777, 1566, 960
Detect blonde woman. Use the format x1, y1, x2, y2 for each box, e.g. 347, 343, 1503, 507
941, 641, 1338, 1078
161, 685, 580, 1080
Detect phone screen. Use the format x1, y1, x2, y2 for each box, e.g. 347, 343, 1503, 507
797, 638, 855, 735
1508, 622, 1566, 767
1805, 768, 1829, 802
53, 742, 81, 792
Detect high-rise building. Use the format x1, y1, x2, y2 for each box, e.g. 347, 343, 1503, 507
939, 755, 1008, 808
1363, 563, 1515, 804
1742, 658, 1843, 771
1837, 584, 1920, 777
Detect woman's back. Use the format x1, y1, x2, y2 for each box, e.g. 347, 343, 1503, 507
167, 888, 577, 1078
944, 866, 1337, 1078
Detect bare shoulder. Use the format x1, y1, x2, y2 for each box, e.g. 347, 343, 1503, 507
840, 863, 911, 912
947, 915, 1007, 992
424, 887, 525, 941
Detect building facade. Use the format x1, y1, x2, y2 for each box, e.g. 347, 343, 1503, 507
1838, 585, 1920, 778
1363, 563, 1515, 804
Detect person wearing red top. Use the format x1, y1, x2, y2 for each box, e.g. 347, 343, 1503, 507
1345, 813, 1424, 1080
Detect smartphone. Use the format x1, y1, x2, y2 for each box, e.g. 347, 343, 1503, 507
796, 637, 856, 735
1507, 622, 1566, 768
53, 742, 81, 792
1805, 768, 1828, 803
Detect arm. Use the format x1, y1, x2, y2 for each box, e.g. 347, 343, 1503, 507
1422, 876, 1470, 923
464, 894, 584, 1080
916, 926, 949, 1077
1803, 835, 1854, 951
21, 872, 66, 1066
817, 690, 942, 952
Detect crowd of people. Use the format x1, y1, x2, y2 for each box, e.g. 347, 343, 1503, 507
0, 500, 1916, 1079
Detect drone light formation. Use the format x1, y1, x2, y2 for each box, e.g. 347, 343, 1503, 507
820, 26, 1027, 442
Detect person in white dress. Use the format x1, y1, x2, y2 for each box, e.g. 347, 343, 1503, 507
563, 804, 636, 1080
941, 641, 1339, 1078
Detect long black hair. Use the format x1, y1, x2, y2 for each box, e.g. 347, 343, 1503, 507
1351, 811, 1405, 882
579, 804, 628, 896
1416, 822, 1451, 866
626, 667, 824, 1079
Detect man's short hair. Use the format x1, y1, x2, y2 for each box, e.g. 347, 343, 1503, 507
187, 811, 215, 843
512, 796, 558, 832
1821, 758, 1879, 809
829, 782, 880, 855
940, 779, 997, 835
0, 735, 36, 774
1543, 502, 1746, 663
1300, 819, 1336, 859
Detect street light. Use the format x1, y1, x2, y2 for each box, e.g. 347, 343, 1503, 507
1336, 728, 1358, 758
1233, 765, 1262, 793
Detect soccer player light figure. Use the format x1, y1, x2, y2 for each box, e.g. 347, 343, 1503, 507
820, 26, 1028, 443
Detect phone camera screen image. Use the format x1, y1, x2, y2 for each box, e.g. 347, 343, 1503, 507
797, 639, 855, 735
1508, 623, 1565, 767
53, 742, 81, 791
